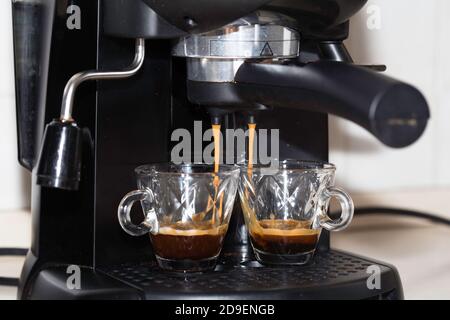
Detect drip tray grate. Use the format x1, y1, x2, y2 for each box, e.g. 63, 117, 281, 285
100, 250, 400, 299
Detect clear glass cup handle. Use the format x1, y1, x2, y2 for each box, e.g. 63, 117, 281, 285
117, 189, 159, 236
320, 187, 354, 232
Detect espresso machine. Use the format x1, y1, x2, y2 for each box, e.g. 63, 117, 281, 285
12, 0, 429, 300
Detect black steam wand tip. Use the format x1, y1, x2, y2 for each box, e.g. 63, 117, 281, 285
36, 119, 82, 191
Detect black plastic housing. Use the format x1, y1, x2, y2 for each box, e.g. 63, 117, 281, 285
103, 0, 365, 40
143, 0, 270, 34
103, 0, 186, 39
144, 0, 366, 39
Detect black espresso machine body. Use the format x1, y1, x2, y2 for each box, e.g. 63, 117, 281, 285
12, 0, 429, 299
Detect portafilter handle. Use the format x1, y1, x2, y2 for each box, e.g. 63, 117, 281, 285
235, 61, 430, 148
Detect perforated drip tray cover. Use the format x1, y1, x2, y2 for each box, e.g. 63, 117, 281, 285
100, 250, 400, 300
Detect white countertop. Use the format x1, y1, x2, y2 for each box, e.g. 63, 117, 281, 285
1, 208, 449, 300
0, 211, 30, 300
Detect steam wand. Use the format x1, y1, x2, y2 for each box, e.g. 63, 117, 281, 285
60, 38, 145, 121
35, 38, 146, 190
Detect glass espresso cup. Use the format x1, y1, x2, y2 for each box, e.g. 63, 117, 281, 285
239, 160, 354, 265
118, 163, 239, 272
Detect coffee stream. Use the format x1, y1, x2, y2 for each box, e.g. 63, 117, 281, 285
247, 123, 256, 177
212, 124, 221, 175
212, 124, 223, 225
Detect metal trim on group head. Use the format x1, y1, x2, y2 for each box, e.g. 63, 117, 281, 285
172, 11, 300, 82
60, 38, 146, 121
172, 11, 300, 59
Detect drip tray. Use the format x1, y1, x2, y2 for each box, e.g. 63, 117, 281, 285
100, 250, 402, 300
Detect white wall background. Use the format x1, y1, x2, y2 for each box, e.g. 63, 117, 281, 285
330, 0, 450, 193
0, 1, 31, 211
0, 0, 449, 210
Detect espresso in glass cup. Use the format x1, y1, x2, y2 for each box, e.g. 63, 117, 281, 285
239, 160, 354, 265
118, 163, 239, 272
